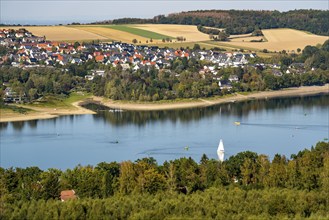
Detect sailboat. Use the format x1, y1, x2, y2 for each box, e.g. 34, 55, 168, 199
217, 139, 225, 162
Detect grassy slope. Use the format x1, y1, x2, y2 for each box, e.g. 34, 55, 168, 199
0, 104, 32, 115
103, 25, 174, 40
25, 92, 91, 109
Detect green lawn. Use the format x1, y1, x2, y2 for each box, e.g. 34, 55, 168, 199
0, 103, 32, 114
102, 25, 174, 40
27, 92, 92, 108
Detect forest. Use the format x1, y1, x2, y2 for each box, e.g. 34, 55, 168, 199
1, 41, 328, 103
1, 141, 329, 219
95, 10, 329, 36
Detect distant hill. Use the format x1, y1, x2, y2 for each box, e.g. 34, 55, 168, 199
90, 10, 329, 36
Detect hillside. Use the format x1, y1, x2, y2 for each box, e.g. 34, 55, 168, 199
7, 25, 327, 53
96, 9, 329, 36
208, 28, 329, 52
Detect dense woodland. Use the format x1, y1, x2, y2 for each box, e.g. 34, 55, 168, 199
1, 141, 329, 219
1, 41, 328, 103
94, 10, 329, 36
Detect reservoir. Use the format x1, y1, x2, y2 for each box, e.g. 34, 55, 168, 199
1, 94, 328, 169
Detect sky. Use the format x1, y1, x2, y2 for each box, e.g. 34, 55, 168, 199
1, 0, 328, 25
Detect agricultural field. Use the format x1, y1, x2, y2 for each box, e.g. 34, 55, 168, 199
222, 28, 328, 52
8, 25, 328, 53
133, 24, 210, 42
104, 25, 173, 40
8, 26, 107, 41
73, 24, 209, 44
148, 42, 215, 50
229, 33, 264, 42
73, 26, 151, 43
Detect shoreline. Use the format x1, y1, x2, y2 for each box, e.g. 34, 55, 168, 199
92, 84, 329, 111
0, 100, 96, 123
0, 84, 328, 122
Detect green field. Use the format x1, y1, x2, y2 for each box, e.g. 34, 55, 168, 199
103, 25, 174, 40
26, 92, 91, 108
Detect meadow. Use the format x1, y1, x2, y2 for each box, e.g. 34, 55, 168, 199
104, 25, 173, 40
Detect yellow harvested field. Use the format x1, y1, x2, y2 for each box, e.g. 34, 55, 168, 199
222, 28, 328, 52
133, 24, 210, 42
229, 33, 253, 39
8, 26, 107, 41
74, 26, 153, 43
230, 36, 264, 42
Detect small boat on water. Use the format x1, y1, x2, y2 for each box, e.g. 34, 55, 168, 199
217, 139, 225, 162
234, 121, 241, 126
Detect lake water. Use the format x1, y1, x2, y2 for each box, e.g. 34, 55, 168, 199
1, 95, 328, 170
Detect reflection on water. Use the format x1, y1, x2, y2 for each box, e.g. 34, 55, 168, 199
4, 94, 328, 131
1, 94, 328, 169
85, 94, 329, 127
27, 120, 38, 129
0, 122, 9, 131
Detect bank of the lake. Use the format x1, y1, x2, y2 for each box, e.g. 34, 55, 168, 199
1, 94, 328, 169
95, 84, 329, 111
0, 84, 328, 123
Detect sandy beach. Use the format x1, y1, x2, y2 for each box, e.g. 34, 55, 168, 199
1, 84, 328, 123
0, 100, 96, 123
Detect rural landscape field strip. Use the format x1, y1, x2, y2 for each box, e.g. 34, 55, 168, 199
72, 26, 150, 43
221, 28, 329, 51
230, 36, 264, 42
6, 25, 328, 52
203, 41, 259, 51
103, 25, 173, 39
133, 24, 210, 42
9, 26, 107, 41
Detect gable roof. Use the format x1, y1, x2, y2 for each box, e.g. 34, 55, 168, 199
60, 190, 77, 202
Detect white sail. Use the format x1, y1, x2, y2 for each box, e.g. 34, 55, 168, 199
217, 139, 225, 162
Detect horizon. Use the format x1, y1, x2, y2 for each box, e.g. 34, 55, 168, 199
1, 0, 328, 25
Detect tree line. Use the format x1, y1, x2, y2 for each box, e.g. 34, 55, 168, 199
1, 141, 328, 219
93, 10, 329, 36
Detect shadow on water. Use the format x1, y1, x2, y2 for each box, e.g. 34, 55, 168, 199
2, 94, 328, 130
83, 94, 329, 127
12, 121, 25, 131
0, 122, 9, 131
27, 120, 38, 129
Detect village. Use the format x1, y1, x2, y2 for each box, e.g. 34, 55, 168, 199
0, 28, 308, 73
0, 28, 313, 102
